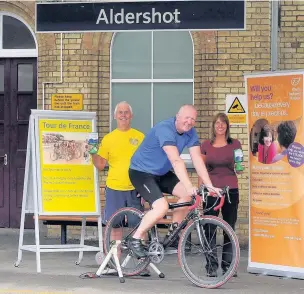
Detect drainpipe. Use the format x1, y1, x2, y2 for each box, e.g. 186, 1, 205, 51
41, 33, 63, 110
271, 0, 280, 71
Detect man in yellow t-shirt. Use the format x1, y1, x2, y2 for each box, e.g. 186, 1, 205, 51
91, 102, 149, 275
92, 101, 144, 225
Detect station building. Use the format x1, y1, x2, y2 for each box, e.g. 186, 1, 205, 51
0, 0, 303, 246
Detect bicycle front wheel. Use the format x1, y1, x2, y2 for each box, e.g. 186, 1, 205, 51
178, 216, 240, 289
104, 207, 151, 276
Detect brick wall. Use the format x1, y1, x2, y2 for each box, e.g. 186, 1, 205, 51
3, 0, 304, 247
187, 0, 271, 246
279, 0, 304, 70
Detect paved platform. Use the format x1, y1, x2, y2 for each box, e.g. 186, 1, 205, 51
0, 228, 304, 294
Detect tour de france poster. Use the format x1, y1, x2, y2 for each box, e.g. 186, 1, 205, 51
38, 119, 98, 214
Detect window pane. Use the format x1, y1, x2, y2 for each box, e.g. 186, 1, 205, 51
153, 32, 193, 79
112, 32, 151, 79
111, 83, 151, 134
3, 16, 36, 49
18, 64, 33, 92
153, 83, 193, 154
153, 83, 193, 124
0, 65, 4, 92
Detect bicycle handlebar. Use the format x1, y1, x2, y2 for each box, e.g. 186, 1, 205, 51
188, 185, 230, 211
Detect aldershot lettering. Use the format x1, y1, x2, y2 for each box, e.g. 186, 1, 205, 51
96, 8, 181, 25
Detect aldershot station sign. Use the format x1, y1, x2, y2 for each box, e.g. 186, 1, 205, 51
35, 1, 245, 33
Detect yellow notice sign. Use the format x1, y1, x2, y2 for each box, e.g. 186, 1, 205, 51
227, 114, 246, 124
51, 94, 83, 111
39, 119, 96, 213
226, 94, 247, 125
228, 97, 246, 113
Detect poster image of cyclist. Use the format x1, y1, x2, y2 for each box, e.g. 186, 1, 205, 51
42, 132, 92, 165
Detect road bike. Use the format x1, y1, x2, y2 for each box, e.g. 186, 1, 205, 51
103, 185, 240, 289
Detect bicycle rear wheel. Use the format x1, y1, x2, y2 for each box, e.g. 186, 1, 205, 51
178, 216, 240, 289
104, 207, 151, 276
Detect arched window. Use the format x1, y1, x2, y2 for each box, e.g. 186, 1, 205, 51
0, 13, 37, 57
110, 31, 194, 138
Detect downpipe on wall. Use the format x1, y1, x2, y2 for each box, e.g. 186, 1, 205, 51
271, 0, 280, 71
42, 32, 63, 110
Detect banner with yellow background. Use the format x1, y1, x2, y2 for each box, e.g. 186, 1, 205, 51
246, 71, 304, 277
38, 119, 97, 214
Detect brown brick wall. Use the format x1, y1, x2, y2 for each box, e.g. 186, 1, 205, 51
279, 0, 304, 70
2, 0, 304, 247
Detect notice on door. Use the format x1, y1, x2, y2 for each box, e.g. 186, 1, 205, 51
51, 94, 83, 111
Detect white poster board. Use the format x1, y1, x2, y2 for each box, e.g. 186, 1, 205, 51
15, 110, 103, 273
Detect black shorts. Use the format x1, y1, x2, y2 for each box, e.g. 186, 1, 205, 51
129, 168, 180, 205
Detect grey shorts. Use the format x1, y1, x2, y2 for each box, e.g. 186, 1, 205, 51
103, 186, 144, 227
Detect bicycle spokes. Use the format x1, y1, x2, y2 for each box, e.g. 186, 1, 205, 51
104, 208, 151, 276
179, 217, 239, 288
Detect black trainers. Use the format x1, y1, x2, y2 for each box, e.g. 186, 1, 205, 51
128, 237, 147, 259
222, 266, 237, 277
206, 269, 218, 277
139, 268, 151, 277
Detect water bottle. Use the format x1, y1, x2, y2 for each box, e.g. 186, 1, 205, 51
234, 148, 244, 172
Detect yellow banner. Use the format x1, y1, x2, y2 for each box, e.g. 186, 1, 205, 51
247, 73, 304, 268
39, 119, 96, 213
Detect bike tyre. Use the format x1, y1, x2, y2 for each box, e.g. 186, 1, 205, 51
104, 207, 151, 276
178, 216, 240, 289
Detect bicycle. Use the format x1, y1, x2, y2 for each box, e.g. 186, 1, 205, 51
103, 185, 240, 289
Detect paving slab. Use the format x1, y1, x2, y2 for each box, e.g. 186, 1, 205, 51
0, 228, 303, 294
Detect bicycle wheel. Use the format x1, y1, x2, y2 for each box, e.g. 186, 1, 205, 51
104, 207, 151, 276
178, 216, 240, 289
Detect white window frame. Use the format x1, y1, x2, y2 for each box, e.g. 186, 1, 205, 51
110, 31, 194, 160
0, 12, 38, 58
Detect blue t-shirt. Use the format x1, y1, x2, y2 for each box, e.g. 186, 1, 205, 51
130, 117, 200, 175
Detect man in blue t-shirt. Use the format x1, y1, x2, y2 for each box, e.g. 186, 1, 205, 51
128, 104, 222, 258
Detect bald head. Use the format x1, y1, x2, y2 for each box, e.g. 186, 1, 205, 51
175, 104, 197, 133
177, 104, 197, 116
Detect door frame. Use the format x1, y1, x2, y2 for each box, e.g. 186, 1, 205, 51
9, 58, 37, 228
0, 59, 10, 227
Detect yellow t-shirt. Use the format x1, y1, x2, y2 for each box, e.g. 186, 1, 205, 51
98, 128, 144, 191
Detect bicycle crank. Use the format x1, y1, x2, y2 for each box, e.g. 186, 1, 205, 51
147, 241, 165, 264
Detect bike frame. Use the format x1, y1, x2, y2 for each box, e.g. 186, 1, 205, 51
120, 186, 228, 254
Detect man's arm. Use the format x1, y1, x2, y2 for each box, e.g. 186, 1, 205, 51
92, 154, 107, 171
189, 146, 213, 186
163, 145, 193, 191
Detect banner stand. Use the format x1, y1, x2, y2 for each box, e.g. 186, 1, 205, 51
245, 70, 304, 280
14, 110, 103, 273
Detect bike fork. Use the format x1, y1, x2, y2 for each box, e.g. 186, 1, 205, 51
195, 219, 211, 252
